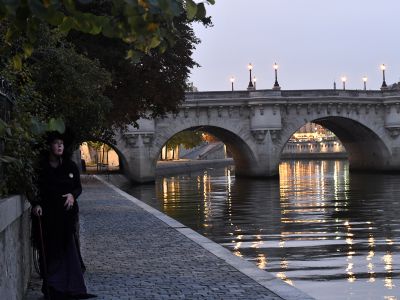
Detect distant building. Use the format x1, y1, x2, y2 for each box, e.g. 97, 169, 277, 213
186, 82, 199, 92
290, 123, 336, 141
389, 81, 400, 90
282, 123, 347, 159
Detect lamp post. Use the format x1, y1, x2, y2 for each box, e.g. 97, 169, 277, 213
362, 76, 368, 91
247, 63, 254, 90
341, 76, 347, 90
230, 76, 235, 91
380, 64, 388, 90
272, 62, 281, 90
253, 76, 257, 90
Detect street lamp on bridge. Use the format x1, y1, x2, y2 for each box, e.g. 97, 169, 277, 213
230, 76, 235, 91
341, 76, 347, 90
247, 63, 254, 90
380, 64, 388, 90
362, 76, 368, 91
253, 76, 257, 90
272, 62, 281, 90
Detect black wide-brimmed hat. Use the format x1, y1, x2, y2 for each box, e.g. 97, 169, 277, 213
44, 127, 75, 153
45, 131, 65, 145
39, 128, 75, 159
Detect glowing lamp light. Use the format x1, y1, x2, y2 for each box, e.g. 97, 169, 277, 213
380, 64, 388, 90
230, 76, 235, 91
362, 76, 368, 90
272, 62, 281, 90
247, 63, 254, 90
341, 76, 347, 90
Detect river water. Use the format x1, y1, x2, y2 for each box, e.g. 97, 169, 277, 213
124, 160, 400, 300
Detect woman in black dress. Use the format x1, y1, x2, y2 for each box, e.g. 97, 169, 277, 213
31, 132, 95, 299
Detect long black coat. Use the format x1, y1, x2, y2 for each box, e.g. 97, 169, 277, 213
32, 158, 82, 265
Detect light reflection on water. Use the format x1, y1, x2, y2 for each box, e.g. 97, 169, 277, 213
125, 160, 400, 300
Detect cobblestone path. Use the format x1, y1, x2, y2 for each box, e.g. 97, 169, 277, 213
25, 177, 309, 300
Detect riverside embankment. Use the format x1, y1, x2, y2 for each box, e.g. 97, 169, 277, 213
25, 175, 313, 300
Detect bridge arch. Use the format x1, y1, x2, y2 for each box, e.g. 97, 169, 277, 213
279, 116, 391, 171
80, 140, 128, 174
155, 125, 259, 177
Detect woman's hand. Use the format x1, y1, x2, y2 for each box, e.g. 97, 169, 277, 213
63, 193, 75, 210
32, 205, 42, 216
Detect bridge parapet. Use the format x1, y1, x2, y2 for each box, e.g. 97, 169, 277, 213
185, 89, 400, 103
281, 89, 391, 97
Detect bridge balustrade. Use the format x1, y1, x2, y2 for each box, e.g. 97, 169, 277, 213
185, 89, 399, 102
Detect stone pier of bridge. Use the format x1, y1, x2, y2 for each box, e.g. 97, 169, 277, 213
111, 89, 400, 183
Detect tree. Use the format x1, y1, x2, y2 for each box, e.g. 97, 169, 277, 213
0, 23, 113, 196
202, 132, 219, 143
3, 24, 113, 144
30, 35, 112, 143
69, 12, 205, 129
2, 0, 212, 136
0, 0, 214, 195
0, 0, 215, 68
1, 1, 213, 137
167, 130, 203, 150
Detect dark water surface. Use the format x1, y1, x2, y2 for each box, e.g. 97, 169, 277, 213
124, 160, 400, 300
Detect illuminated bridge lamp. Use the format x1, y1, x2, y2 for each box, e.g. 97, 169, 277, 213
230, 76, 235, 91
341, 76, 347, 90
362, 76, 368, 91
380, 64, 388, 90
273, 62, 281, 90
253, 76, 257, 90
247, 63, 254, 90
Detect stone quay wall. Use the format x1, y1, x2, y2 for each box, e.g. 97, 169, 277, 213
156, 158, 234, 176
0, 195, 32, 300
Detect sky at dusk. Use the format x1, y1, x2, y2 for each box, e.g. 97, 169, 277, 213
189, 0, 400, 91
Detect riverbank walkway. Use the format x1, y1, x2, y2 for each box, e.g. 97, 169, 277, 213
25, 176, 313, 300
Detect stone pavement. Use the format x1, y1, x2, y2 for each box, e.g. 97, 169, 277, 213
25, 176, 314, 300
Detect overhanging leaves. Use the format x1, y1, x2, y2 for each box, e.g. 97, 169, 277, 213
0, 0, 215, 67
47, 117, 65, 133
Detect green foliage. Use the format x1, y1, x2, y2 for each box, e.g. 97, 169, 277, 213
12, 24, 113, 144
0, 0, 215, 68
0, 22, 112, 196
166, 130, 203, 150
0, 0, 214, 196
69, 13, 204, 128
87, 141, 103, 150
0, 112, 64, 197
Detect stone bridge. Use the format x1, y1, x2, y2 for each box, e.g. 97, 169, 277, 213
111, 89, 400, 182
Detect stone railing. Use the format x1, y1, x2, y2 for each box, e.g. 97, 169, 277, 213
0, 195, 32, 300
185, 89, 400, 102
